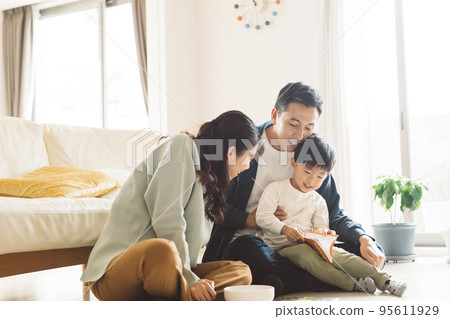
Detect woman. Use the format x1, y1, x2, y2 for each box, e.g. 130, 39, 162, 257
81, 111, 261, 301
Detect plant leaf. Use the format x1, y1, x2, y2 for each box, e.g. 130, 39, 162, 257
385, 196, 394, 210
401, 181, 412, 194
415, 201, 421, 210
401, 192, 414, 211
412, 185, 423, 201
385, 179, 395, 194
373, 184, 384, 199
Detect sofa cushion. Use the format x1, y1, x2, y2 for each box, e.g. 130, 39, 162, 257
0, 196, 113, 255
42, 124, 161, 171
0, 166, 120, 199
0, 116, 49, 178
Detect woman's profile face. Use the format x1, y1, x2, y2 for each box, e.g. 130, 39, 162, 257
227, 145, 258, 180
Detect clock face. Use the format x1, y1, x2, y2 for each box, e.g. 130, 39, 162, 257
234, 0, 281, 30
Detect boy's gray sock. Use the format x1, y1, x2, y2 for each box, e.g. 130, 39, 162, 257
353, 277, 376, 293
383, 279, 407, 297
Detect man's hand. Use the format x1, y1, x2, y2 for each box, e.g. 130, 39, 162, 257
281, 225, 304, 243
245, 205, 287, 229
189, 279, 216, 301
274, 205, 288, 221
244, 209, 261, 229
359, 235, 385, 269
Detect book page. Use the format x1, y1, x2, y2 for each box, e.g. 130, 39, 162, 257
304, 232, 338, 262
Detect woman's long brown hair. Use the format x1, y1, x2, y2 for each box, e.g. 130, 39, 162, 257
191, 111, 261, 223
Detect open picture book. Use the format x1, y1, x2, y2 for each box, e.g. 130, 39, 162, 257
299, 231, 339, 263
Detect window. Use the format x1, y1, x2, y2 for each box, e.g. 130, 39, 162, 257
402, 0, 450, 234
342, 0, 450, 238
35, 0, 148, 129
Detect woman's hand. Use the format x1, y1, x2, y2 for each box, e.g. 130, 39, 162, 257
281, 225, 304, 243
189, 279, 217, 301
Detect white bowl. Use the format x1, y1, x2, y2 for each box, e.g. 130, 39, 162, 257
224, 285, 274, 301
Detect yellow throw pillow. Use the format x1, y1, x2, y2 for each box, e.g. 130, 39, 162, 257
0, 166, 120, 198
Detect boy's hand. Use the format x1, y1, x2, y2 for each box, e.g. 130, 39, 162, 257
320, 229, 336, 236
281, 225, 304, 243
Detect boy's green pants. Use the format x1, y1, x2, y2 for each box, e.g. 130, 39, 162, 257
279, 244, 390, 291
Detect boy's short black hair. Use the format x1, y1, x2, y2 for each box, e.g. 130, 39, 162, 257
293, 134, 336, 173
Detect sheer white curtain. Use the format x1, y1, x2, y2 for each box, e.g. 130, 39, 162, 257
318, 0, 381, 231
342, 0, 402, 231
318, 0, 354, 225
322, 0, 402, 231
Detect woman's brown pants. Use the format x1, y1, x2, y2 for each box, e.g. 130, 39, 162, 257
89, 238, 251, 301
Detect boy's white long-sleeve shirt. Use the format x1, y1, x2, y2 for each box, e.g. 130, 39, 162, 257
255, 179, 329, 250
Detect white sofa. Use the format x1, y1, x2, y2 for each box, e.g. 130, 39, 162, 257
0, 116, 160, 277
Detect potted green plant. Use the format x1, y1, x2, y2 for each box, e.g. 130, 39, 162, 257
371, 175, 428, 262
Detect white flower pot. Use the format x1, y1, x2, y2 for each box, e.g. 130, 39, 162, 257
441, 229, 450, 263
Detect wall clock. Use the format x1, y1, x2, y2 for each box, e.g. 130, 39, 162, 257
234, 0, 281, 30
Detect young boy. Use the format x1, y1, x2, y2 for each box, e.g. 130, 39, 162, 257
255, 134, 407, 296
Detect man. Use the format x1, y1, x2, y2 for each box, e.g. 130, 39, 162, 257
203, 82, 386, 295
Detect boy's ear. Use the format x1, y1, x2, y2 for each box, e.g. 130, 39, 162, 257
290, 157, 296, 168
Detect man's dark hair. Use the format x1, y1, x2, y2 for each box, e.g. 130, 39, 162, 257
274, 82, 323, 116
294, 134, 335, 173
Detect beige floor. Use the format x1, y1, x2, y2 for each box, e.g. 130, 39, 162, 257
0, 256, 449, 301
280, 256, 450, 301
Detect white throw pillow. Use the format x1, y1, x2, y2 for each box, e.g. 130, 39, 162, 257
94, 168, 131, 186
43, 124, 161, 171
95, 168, 132, 200
0, 116, 49, 178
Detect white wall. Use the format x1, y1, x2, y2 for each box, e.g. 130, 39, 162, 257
196, 0, 325, 128
161, 0, 201, 135
0, 14, 8, 116
160, 0, 327, 135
